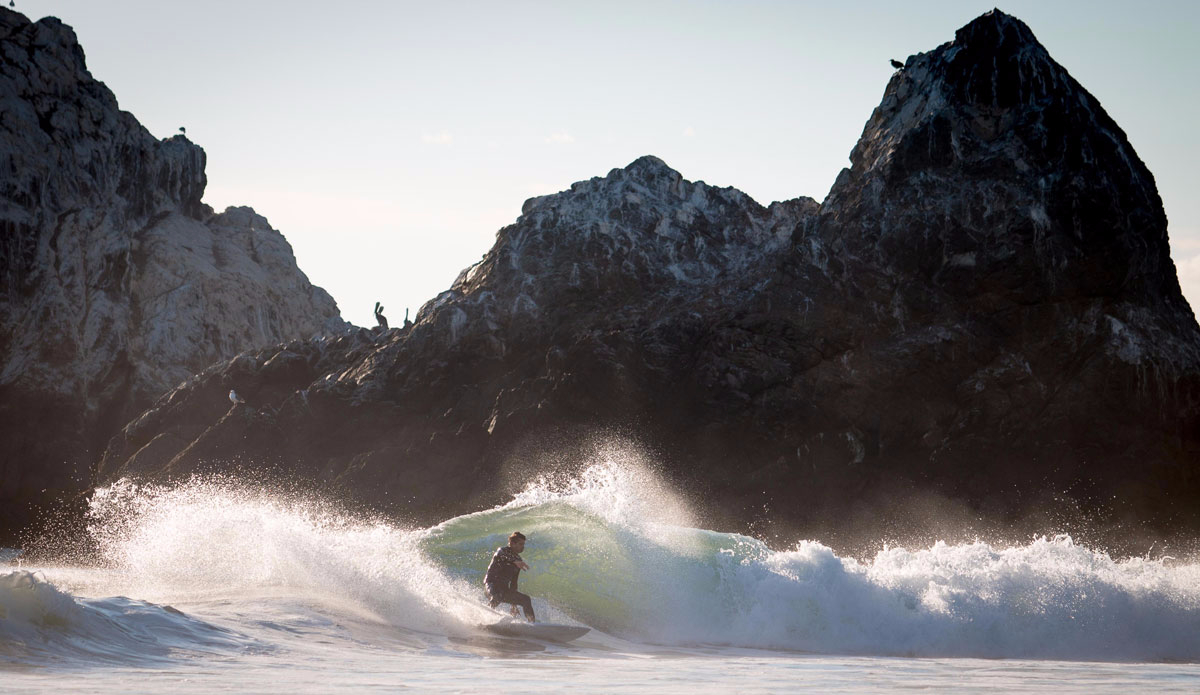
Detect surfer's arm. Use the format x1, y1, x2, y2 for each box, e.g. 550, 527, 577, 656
509, 549, 530, 572
504, 547, 530, 571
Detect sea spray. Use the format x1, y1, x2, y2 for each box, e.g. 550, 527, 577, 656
83, 477, 493, 637
508, 446, 696, 530
424, 459, 1200, 660
61, 462, 1200, 662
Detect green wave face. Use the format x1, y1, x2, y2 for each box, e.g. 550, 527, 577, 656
72, 466, 1200, 660
418, 500, 769, 637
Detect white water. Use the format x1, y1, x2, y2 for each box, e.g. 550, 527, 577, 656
3, 460, 1200, 692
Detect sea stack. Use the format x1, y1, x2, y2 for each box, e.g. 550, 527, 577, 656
0, 8, 346, 542
28, 9, 1200, 551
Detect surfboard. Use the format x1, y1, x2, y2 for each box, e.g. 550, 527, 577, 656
481, 618, 590, 642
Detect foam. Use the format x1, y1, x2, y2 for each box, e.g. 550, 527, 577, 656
85, 478, 495, 638
427, 459, 1200, 661
70, 461, 1200, 663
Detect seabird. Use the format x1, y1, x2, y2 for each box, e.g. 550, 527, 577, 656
229, 389, 245, 405
890, 59, 905, 70
179, 126, 186, 134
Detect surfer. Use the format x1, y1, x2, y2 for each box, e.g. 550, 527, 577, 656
484, 531, 535, 622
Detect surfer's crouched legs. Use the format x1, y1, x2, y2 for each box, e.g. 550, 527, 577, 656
486, 583, 536, 622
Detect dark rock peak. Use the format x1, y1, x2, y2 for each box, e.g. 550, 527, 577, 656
0, 7, 209, 221
406, 155, 820, 362
823, 7, 1189, 331
91, 9, 1200, 556
846, 9, 1079, 176
944, 9, 1062, 111
954, 8, 1039, 55
521, 155, 761, 220
0, 4, 345, 543
618, 154, 674, 179
435, 156, 817, 331
0, 6, 26, 33
2, 8, 48, 37
1, 10, 89, 83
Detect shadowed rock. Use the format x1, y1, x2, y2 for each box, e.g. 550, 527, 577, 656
0, 8, 346, 543
82, 10, 1200, 551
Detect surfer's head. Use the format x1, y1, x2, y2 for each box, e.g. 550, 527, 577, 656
508, 531, 526, 551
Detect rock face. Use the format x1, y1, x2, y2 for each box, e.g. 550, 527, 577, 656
0, 9, 345, 542
98, 10, 1200, 550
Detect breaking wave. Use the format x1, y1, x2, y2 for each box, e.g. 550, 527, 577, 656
424, 460, 1200, 661
7, 456, 1200, 666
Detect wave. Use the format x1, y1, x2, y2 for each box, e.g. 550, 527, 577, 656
0, 570, 250, 667
84, 477, 501, 638
49, 459, 1200, 663
423, 461, 1200, 661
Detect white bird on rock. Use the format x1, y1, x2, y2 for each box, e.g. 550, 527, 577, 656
229, 389, 245, 405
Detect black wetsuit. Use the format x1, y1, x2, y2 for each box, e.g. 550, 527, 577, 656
484, 546, 535, 621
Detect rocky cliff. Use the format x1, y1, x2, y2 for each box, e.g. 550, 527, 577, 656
0, 9, 345, 542
97, 10, 1200, 552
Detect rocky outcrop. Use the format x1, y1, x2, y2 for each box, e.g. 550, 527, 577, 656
98, 10, 1200, 552
0, 9, 345, 542
97, 157, 819, 510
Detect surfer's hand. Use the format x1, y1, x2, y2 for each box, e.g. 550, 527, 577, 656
510, 606, 519, 617
516, 561, 529, 570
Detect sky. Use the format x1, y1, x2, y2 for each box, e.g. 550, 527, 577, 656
17, 0, 1200, 327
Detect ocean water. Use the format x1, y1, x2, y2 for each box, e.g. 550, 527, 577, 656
3, 459, 1200, 693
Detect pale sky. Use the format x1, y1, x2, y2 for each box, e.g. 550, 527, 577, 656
19, 0, 1200, 326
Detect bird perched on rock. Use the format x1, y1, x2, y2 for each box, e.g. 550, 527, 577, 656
179, 126, 186, 134
890, 59, 904, 70
374, 302, 388, 330
229, 389, 245, 405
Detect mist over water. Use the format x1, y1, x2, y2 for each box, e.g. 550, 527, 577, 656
84, 477, 489, 638
4, 452, 1200, 686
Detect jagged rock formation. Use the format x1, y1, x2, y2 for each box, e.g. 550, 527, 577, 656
0, 9, 345, 542
98, 158, 819, 507
98, 10, 1200, 551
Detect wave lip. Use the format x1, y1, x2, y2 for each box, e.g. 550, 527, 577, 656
423, 461, 1200, 662
68, 462, 1200, 664
0, 571, 254, 667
